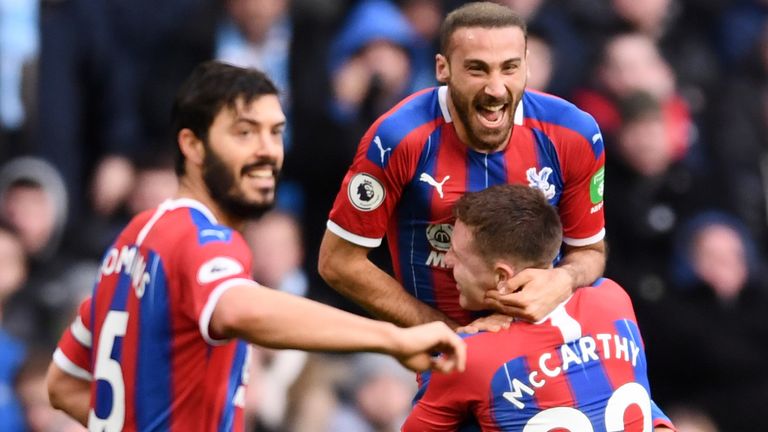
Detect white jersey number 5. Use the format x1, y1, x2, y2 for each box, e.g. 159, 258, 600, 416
88, 310, 129, 432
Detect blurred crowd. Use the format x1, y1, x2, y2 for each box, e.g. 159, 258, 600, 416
1, 0, 768, 431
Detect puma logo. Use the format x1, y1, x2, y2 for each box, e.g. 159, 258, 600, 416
419, 173, 450, 199
373, 136, 392, 165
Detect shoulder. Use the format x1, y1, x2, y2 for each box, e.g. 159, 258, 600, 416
522, 90, 603, 155
368, 87, 445, 153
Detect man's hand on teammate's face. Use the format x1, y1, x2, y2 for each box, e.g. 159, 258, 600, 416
483, 267, 573, 323
456, 313, 514, 334
394, 321, 467, 374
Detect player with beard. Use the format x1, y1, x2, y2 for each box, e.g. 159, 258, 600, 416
320, 2, 607, 329
44, 61, 466, 431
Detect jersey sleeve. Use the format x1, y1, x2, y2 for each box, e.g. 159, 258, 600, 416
651, 399, 677, 430
402, 369, 471, 431
553, 110, 606, 246
53, 297, 94, 381
175, 229, 259, 345
327, 114, 425, 248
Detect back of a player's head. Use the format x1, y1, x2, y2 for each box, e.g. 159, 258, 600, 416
453, 184, 562, 268
439, 1, 527, 57
171, 61, 279, 175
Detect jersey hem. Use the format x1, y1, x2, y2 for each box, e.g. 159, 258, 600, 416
563, 228, 605, 247
53, 348, 93, 381
326, 220, 382, 248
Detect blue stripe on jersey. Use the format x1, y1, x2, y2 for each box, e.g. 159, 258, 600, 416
530, 128, 564, 206
218, 341, 248, 432
136, 253, 172, 431
614, 319, 649, 389
522, 91, 604, 159
366, 90, 438, 168
94, 273, 132, 421
396, 128, 442, 306
189, 208, 233, 245
489, 356, 538, 428
562, 338, 612, 430
467, 151, 507, 192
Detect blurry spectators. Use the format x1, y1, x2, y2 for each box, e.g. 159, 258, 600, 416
647, 212, 768, 431
0, 157, 97, 349
327, 353, 416, 432
0, 222, 28, 432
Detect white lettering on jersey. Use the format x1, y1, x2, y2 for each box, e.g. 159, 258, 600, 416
419, 173, 450, 199
425, 250, 449, 268
197, 257, 244, 284
502, 333, 641, 409
99, 245, 151, 298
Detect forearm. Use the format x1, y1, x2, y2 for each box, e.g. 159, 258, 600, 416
557, 240, 606, 291
46, 362, 90, 426
319, 231, 457, 328
214, 285, 409, 353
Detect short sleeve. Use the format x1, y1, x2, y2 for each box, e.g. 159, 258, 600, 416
175, 229, 259, 345
402, 370, 470, 431
53, 297, 94, 381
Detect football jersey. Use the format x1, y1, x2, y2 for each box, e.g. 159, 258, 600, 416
402, 278, 676, 432
53, 198, 259, 432
328, 86, 606, 324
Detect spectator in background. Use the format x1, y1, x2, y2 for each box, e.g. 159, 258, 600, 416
242, 211, 310, 431
0, 223, 28, 432
648, 212, 768, 431
573, 32, 692, 161
707, 19, 768, 248
0, 157, 97, 348
328, 353, 416, 432
603, 92, 711, 308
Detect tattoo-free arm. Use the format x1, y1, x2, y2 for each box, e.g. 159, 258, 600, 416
318, 229, 459, 328
46, 362, 90, 426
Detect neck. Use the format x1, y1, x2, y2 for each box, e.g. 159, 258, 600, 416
176, 176, 246, 232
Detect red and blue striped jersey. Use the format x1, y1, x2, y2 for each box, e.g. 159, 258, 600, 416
53, 198, 259, 432
328, 87, 606, 324
402, 279, 676, 432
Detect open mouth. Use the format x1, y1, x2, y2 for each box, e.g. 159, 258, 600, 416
243, 166, 276, 189
475, 102, 508, 129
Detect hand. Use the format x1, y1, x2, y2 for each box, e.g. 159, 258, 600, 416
484, 267, 573, 323
456, 313, 513, 334
392, 322, 466, 374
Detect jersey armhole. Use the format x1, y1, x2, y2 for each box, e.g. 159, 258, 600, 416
199, 278, 260, 346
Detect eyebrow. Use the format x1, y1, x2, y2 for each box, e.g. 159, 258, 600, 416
234, 117, 287, 129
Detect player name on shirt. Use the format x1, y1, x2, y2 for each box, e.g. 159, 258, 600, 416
504, 332, 641, 409
98, 245, 152, 299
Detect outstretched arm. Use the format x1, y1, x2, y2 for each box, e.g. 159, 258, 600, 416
46, 362, 90, 426
318, 229, 459, 328
210, 282, 466, 373
485, 240, 606, 322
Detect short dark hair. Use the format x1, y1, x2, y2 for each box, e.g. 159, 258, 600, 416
171, 61, 279, 176
439, 1, 527, 56
453, 184, 562, 267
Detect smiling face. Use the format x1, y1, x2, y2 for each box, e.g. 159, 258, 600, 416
436, 25, 527, 152
445, 220, 498, 310
202, 95, 286, 220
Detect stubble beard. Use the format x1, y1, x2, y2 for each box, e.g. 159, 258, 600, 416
449, 85, 513, 152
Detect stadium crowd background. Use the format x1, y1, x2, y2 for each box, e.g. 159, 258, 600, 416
1, 0, 768, 430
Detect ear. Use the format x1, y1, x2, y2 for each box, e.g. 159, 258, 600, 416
436, 53, 450, 83
494, 262, 516, 289
178, 128, 205, 169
